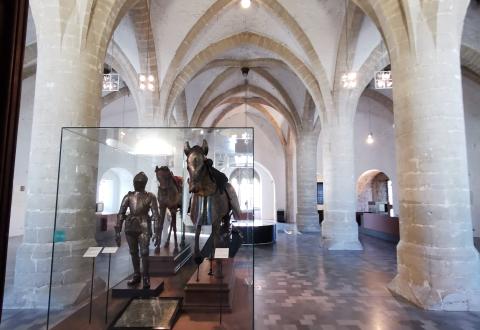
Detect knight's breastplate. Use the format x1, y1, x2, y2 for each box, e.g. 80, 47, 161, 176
125, 194, 152, 233
191, 195, 213, 226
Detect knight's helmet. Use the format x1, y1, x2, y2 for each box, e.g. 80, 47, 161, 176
133, 172, 148, 192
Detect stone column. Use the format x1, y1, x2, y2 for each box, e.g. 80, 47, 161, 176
387, 27, 480, 311
11, 1, 116, 308
285, 136, 296, 223
321, 117, 362, 250
295, 129, 319, 232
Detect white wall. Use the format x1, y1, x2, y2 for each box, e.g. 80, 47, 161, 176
354, 96, 398, 216
316, 93, 399, 216
464, 75, 480, 237
216, 111, 286, 220
100, 93, 139, 127
9, 76, 35, 237
254, 162, 276, 220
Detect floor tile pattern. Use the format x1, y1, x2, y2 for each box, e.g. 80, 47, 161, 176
254, 227, 480, 330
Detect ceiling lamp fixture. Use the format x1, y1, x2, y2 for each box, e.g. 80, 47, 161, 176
103, 32, 120, 92
366, 132, 374, 144
241, 0, 251, 9
374, 70, 393, 89
139, 74, 155, 91
103, 71, 120, 92
241, 67, 251, 144
366, 108, 374, 144
341, 72, 357, 89
139, 11, 156, 92
341, 0, 357, 89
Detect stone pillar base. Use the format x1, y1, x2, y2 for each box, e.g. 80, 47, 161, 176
322, 238, 363, 250
296, 213, 320, 233
388, 275, 480, 311
321, 216, 363, 250
388, 243, 480, 311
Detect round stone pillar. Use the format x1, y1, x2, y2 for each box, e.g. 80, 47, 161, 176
388, 47, 480, 310
321, 118, 362, 250
11, 30, 105, 308
295, 130, 320, 232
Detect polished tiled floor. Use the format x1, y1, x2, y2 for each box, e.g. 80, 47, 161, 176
254, 228, 480, 330
3, 228, 480, 329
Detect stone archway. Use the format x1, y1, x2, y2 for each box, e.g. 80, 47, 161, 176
356, 169, 392, 214
97, 167, 134, 214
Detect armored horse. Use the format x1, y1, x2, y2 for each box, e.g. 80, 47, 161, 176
184, 140, 242, 265
155, 166, 184, 250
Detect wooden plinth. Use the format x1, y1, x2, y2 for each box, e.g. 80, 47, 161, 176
183, 259, 235, 313
150, 244, 192, 276
111, 277, 164, 299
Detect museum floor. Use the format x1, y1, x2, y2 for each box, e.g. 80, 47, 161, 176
254, 227, 480, 330
3, 227, 480, 329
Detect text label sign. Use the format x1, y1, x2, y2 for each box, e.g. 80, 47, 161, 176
83, 247, 103, 258
214, 248, 229, 259
102, 247, 119, 254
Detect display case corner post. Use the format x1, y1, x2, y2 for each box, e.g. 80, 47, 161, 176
0, 0, 29, 322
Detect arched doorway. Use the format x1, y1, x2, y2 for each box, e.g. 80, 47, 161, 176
229, 168, 260, 219
97, 168, 133, 214
357, 169, 394, 216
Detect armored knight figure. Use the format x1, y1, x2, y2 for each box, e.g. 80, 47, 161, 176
115, 172, 160, 289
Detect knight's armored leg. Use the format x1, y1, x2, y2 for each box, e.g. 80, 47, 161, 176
140, 233, 150, 289
126, 232, 141, 286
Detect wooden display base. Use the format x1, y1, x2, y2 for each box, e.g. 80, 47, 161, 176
183, 258, 235, 313
111, 277, 164, 299
150, 243, 192, 276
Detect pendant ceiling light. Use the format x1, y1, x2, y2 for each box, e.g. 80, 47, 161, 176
103, 32, 120, 92
366, 108, 374, 144
241, 0, 251, 9
120, 92, 127, 138
139, 2, 155, 92
341, 0, 357, 89
241, 67, 251, 144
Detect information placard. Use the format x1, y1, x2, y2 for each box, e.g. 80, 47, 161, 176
83, 247, 103, 258
214, 248, 229, 259
102, 247, 119, 254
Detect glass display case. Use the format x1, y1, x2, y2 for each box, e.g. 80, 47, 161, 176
46, 127, 254, 329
